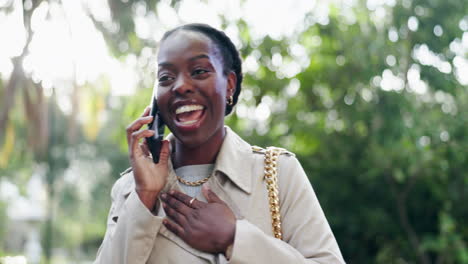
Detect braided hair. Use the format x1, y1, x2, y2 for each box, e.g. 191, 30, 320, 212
161, 23, 243, 115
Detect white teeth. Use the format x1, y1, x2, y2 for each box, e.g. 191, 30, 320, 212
175, 104, 204, 114
179, 120, 198, 125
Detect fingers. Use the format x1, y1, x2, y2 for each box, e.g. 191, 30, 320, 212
163, 218, 185, 238
202, 183, 225, 204
129, 129, 155, 158
162, 199, 188, 227
161, 192, 193, 217
158, 140, 170, 166
141, 106, 151, 117
126, 111, 154, 146
140, 141, 150, 156
169, 190, 205, 209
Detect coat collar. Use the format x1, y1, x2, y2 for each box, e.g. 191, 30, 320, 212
213, 126, 253, 194
167, 126, 253, 194
120, 126, 254, 197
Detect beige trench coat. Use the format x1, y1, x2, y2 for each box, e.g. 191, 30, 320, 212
94, 127, 345, 263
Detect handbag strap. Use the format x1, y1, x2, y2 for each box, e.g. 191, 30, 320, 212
253, 146, 286, 240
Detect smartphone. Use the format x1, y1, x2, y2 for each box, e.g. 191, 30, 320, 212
146, 97, 165, 163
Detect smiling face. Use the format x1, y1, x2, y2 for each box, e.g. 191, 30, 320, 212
156, 30, 236, 149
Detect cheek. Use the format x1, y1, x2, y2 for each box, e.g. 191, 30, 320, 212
156, 88, 171, 114
156, 85, 167, 98
213, 78, 228, 101
209, 84, 226, 115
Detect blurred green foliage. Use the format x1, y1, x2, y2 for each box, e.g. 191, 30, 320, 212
0, 0, 467, 263
0, 201, 6, 243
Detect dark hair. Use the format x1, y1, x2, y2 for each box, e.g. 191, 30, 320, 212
161, 23, 243, 115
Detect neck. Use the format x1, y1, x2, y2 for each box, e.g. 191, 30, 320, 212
172, 127, 226, 169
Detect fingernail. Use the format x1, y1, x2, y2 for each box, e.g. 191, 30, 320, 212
170, 190, 175, 195
161, 193, 167, 199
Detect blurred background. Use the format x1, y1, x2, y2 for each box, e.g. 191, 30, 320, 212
0, 0, 467, 263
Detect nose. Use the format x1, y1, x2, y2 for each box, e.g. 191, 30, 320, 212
172, 74, 195, 95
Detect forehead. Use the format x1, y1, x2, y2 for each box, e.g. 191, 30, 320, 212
157, 30, 218, 63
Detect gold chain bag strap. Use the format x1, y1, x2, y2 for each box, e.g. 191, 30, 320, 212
263, 146, 285, 240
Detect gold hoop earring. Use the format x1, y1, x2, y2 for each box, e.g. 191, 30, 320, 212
227, 96, 234, 106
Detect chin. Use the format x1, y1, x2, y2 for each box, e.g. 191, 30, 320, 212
174, 131, 205, 148
170, 122, 224, 150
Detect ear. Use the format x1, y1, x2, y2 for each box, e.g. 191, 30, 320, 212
226, 71, 237, 98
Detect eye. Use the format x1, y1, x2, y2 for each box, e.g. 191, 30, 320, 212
192, 68, 209, 76
158, 74, 174, 85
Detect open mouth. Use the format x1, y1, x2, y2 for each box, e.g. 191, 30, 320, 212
174, 104, 205, 127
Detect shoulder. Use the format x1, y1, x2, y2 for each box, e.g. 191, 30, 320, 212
251, 145, 300, 173
251, 145, 296, 158
110, 168, 135, 200
251, 145, 305, 179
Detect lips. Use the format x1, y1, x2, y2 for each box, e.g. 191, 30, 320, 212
175, 104, 204, 124
171, 103, 206, 130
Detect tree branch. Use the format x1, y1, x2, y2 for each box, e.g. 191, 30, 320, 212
0, 0, 43, 142
386, 172, 430, 264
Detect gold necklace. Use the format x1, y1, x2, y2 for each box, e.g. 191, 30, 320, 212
176, 174, 212, 186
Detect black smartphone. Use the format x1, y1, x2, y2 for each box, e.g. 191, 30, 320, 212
146, 97, 165, 163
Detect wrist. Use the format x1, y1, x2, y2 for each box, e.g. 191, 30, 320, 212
136, 189, 160, 212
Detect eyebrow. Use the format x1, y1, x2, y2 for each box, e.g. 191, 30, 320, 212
189, 54, 210, 61
158, 54, 210, 67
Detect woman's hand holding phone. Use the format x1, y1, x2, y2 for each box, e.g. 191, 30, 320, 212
126, 107, 170, 211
